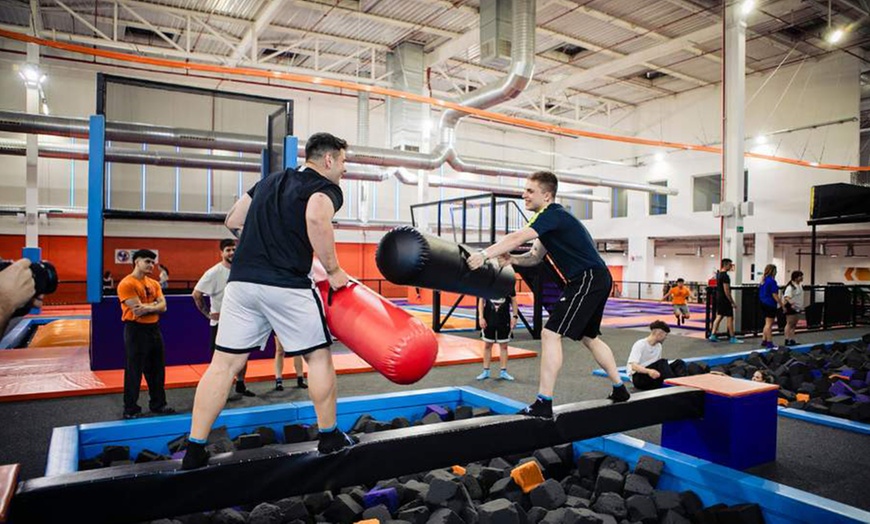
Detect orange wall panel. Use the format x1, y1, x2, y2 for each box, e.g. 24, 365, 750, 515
2, 235, 410, 300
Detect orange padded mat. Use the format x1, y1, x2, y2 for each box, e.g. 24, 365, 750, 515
0, 334, 536, 402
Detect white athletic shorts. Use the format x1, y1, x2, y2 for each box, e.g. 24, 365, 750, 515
215, 281, 331, 355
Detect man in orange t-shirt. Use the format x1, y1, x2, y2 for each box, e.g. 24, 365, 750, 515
663, 278, 695, 325
116, 249, 175, 419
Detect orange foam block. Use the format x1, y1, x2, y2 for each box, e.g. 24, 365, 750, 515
452, 465, 466, 476
796, 393, 810, 402
510, 461, 544, 494
777, 398, 788, 407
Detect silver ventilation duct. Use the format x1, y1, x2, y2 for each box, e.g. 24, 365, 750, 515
342, 166, 609, 203
1, 139, 605, 200
0, 139, 262, 171
0, 111, 266, 153
0, 6, 675, 200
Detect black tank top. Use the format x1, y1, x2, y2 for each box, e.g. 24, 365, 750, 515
230, 167, 343, 288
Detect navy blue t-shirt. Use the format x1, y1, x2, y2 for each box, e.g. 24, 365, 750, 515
229, 167, 343, 288
759, 276, 779, 307
528, 203, 605, 281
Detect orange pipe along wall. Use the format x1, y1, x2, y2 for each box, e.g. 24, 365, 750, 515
0, 235, 407, 304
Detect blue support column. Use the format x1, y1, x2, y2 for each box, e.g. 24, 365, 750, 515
87, 115, 106, 304
284, 136, 298, 170
261, 149, 268, 180
22, 246, 42, 315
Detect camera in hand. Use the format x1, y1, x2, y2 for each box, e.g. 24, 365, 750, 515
0, 259, 58, 317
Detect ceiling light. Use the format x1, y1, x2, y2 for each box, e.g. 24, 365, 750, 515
754, 135, 767, 145
809, 161, 819, 167
740, 0, 755, 16
18, 63, 46, 88
827, 28, 845, 44
654, 152, 666, 162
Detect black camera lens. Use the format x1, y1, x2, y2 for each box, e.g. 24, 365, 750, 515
0, 259, 58, 319
31, 261, 58, 295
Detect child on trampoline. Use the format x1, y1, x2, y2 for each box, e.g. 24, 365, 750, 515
477, 291, 518, 381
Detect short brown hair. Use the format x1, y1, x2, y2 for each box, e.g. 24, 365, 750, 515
305, 132, 348, 161
649, 320, 671, 333
529, 171, 558, 197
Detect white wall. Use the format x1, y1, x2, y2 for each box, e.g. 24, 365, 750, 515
0, 51, 864, 284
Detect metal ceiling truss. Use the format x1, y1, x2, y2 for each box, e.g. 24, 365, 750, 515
7, 0, 860, 133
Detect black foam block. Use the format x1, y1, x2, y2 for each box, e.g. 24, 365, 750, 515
426, 476, 459, 505
397, 505, 431, 524
599, 456, 629, 476
623, 474, 654, 497
101, 445, 130, 466
625, 494, 657, 524
591, 492, 628, 520
529, 479, 566, 510
634, 456, 664, 487
283, 424, 310, 444
248, 502, 282, 524
595, 468, 625, 496
235, 433, 263, 450
428, 507, 464, 524
576, 451, 607, 479
303, 490, 334, 515
652, 490, 683, 518
323, 493, 363, 522
362, 503, 392, 522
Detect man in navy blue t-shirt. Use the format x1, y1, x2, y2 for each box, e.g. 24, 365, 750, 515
182, 133, 355, 469
467, 171, 629, 418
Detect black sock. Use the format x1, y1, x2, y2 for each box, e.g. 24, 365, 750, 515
235, 380, 246, 392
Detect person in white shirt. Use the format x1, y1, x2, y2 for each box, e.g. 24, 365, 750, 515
627, 320, 683, 390
192, 239, 254, 398
782, 270, 804, 347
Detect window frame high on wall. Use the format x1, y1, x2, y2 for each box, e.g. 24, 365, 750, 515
95, 74, 289, 214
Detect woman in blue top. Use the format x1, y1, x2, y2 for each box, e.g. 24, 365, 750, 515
759, 264, 782, 349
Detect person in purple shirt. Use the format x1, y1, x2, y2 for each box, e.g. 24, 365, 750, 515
758, 264, 782, 349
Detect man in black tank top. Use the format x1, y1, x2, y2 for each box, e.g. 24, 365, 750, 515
183, 133, 356, 469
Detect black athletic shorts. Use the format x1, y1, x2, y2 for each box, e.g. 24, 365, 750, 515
716, 300, 734, 317
761, 303, 779, 319
482, 323, 512, 343
545, 267, 611, 341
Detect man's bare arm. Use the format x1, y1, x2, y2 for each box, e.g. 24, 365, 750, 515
225, 193, 252, 238
192, 290, 210, 319
508, 239, 548, 267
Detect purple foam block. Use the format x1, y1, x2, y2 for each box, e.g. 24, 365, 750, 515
829, 381, 857, 398
829, 381, 848, 396
810, 369, 822, 380
840, 368, 855, 378
424, 404, 449, 420
171, 451, 185, 460
363, 487, 399, 513
855, 394, 870, 404
851, 380, 867, 389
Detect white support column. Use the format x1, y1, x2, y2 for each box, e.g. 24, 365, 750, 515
721, 2, 747, 326
753, 233, 774, 283
24, 43, 40, 247
357, 91, 371, 224
626, 236, 656, 299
